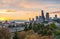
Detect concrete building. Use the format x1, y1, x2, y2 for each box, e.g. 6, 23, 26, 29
46, 12, 49, 22
41, 10, 45, 22
53, 14, 58, 20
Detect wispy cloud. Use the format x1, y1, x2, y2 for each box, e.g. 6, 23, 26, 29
0, 0, 60, 11
0, 0, 60, 20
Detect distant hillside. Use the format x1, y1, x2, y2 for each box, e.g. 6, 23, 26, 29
10, 20, 28, 22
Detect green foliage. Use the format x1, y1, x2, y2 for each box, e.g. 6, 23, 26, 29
44, 21, 48, 23
55, 35, 60, 39
33, 23, 45, 33
49, 23, 56, 30
54, 29, 60, 36
37, 24, 53, 36
28, 23, 32, 30
37, 23, 41, 30
54, 19, 60, 23
23, 23, 55, 37
13, 29, 18, 39
33, 25, 38, 32
47, 30, 52, 36
24, 24, 28, 31
42, 29, 47, 36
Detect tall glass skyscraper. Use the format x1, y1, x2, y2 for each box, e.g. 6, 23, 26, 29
46, 12, 49, 22
41, 10, 45, 22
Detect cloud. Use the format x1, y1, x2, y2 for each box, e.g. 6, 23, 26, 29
0, 0, 60, 20
0, 0, 60, 12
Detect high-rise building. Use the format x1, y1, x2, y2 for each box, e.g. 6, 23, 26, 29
39, 16, 44, 23
32, 18, 34, 22
46, 12, 49, 22
29, 18, 31, 22
55, 15, 57, 18
41, 10, 45, 22
36, 16, 39, 22
36, 16, 38, 19
53, 14, 58, 20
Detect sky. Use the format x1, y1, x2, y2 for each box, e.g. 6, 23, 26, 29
0, 0, 60, 20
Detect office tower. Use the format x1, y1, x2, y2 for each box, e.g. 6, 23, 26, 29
29, 18, 31, 22
36, 16, 39, 22
39, 16, 44, 23
41, 10, 45, 22
49, 17, 52, 22
32, 18, 34, 22
46, 12, 49, 22
55, 15, 57, 18
53, 14, 58, 20
36, 16, 38, 19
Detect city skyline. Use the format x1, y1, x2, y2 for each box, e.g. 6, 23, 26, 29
0, 0, 60, 20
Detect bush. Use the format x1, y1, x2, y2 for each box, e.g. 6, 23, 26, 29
17, 31, 27, 39
0, 28, 12, 39
13, 29, 18, 39
25, 34, 40, 39
54, 30, 60, 36
27, 30, 34, 35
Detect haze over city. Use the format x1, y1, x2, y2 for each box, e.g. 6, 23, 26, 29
0, 0, 60, 39
0, 0, 60, 20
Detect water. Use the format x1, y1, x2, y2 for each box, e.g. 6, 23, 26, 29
8, 26, 25, 32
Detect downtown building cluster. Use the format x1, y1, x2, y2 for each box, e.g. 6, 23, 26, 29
29, 10, 58, 23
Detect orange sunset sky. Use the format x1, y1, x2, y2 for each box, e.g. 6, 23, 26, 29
0, 0, 60, 20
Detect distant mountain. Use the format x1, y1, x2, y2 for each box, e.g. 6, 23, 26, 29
10, 20, 28, 22
14, 20, 28, 22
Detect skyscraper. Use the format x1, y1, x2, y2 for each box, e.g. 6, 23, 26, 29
29, 18, 31, 20
36, 16, 38, 19
53, 14, 58, 20
36, 16, 39, 22
32, 18, 34, 22
46, 12, 49, 22
55, 15, 57, 18
29, 18, 31, 22
39, 16, 44, 23
41, 10, 45, 22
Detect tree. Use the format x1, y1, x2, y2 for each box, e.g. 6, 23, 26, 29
25, 34, 40, 39
17, 31, 27, 39
37, 23, 41, 30
27, 30, 34, 35
33, 25, 38, 33
13, 29, 18, 39
28, 23, 32, 30
54, 29, 60, 36
49, 23, 56, 30
24, 23, 28, 31
0, 28, 12, 39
